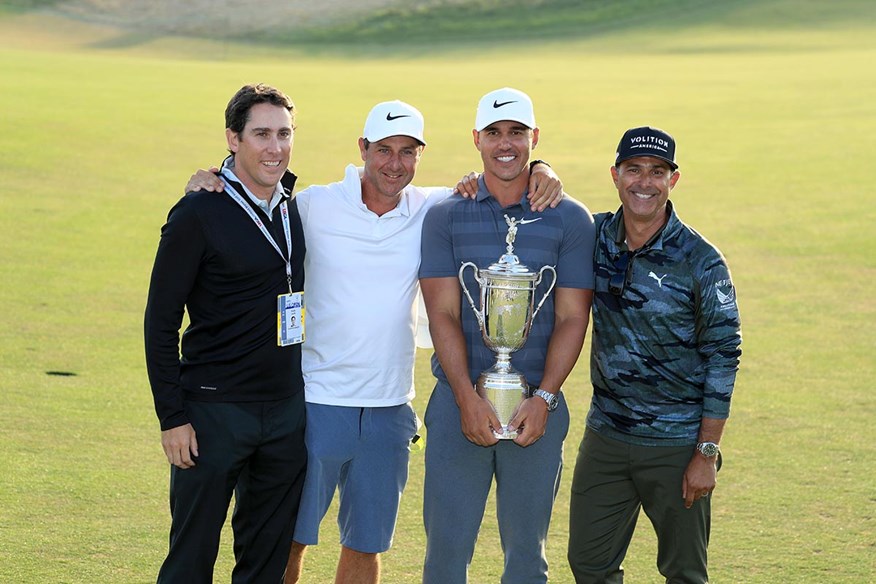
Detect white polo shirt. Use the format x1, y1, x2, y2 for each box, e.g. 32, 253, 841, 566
296, 164, 451, 406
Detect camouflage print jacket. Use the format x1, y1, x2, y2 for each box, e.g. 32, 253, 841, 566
587, 201, 742, 446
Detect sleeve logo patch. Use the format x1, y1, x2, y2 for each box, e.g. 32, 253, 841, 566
715, 279, 736, 308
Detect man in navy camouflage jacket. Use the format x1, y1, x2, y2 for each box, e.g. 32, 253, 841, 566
568, 126, 742, 584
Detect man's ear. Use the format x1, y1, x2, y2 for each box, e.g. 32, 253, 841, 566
226, 128, 239, 154
472, 128, 481, 151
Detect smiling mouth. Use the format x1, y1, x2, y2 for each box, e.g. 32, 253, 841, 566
496, 155, 516, 163
262, 161, 281, 167
633, 191, 656, 199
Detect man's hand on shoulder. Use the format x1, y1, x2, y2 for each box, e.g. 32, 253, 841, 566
527, 162, 563, 212
452, 172, 480, 198
161, 423, 199, 469
185, 166, 224, 194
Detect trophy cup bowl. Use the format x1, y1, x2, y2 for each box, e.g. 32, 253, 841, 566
460, 255, 556, 439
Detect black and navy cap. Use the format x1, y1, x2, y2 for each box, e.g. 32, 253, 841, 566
614, 126, 678, 170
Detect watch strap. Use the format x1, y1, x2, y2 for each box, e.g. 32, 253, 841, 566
532, 389, 558, 412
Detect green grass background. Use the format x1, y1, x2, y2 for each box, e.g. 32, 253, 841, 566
1, 0, 874, 582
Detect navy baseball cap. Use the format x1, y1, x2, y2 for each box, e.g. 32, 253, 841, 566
614, 126, 678, 170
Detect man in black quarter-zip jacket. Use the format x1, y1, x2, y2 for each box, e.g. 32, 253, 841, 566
145, 83, 307, 584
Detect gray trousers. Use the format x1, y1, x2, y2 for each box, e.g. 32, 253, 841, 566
568, 428, 713, 584
422, 382, 570, 584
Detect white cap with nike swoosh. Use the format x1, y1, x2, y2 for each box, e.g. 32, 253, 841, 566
363, 100, 426, 145
475, 87, 536, 132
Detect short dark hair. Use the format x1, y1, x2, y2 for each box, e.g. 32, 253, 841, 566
224, 83, 295, 135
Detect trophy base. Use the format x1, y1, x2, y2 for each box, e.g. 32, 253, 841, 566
492, 426, 519, 440
476, 368, 527, 441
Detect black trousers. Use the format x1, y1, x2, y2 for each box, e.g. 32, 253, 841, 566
157, 393, 307, 584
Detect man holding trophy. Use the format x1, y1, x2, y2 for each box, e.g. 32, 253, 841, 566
418, 88, 595, 584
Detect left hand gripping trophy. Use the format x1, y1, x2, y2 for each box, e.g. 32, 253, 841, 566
459, 215, 557, 439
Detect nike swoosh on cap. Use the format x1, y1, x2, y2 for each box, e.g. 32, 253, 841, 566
386, 113, 411, 121
493, 100, 516, 108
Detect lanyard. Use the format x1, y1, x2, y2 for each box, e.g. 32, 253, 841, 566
220, 175, 294, 292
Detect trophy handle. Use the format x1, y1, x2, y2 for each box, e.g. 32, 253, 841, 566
458, 262, 485, 329
531, 265, 557, 322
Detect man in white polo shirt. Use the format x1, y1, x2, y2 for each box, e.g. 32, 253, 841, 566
184, 100, 562, 584
287, 103, 437, 584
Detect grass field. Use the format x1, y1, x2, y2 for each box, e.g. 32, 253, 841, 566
1, 1, 875, 582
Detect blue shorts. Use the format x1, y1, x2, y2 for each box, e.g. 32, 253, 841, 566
293, 402, 418, 553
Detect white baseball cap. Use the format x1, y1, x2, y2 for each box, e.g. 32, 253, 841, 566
362, 100, 426, 145
475, 87, 536, 132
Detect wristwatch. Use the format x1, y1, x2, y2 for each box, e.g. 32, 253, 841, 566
696, 441, 721, 457
531, 389, 559, 412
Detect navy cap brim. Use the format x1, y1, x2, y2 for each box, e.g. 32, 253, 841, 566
615, 153, 678, 171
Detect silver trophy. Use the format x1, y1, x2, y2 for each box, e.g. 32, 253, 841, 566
459, 215, 557, 439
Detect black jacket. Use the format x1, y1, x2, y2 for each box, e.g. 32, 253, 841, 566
144, 170, 305, 430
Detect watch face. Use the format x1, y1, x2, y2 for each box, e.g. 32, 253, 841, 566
699, 443, 719, 457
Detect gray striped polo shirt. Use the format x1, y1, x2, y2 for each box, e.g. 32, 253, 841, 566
419, 178, 595, 387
